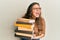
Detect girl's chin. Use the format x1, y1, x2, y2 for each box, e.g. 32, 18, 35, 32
36, 16, 39, 18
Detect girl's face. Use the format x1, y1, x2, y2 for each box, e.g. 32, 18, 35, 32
32, 4, 41, 18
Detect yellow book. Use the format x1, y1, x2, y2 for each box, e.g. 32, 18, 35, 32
18, 27, 32, 31
15, 23, 32, 29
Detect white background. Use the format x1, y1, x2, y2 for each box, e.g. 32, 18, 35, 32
0, 0, 60, 40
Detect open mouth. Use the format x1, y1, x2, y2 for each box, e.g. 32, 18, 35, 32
35, 13, 40, 17
36, 13, 40, 15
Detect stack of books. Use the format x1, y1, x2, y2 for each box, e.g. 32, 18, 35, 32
14, 18, 35, 39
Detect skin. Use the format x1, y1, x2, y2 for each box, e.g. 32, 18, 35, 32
32, 4, 41, 19
31, 4, 45, 38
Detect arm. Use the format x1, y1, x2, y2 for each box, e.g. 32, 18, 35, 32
34, 18, 46, 38
39, 18, 46, 38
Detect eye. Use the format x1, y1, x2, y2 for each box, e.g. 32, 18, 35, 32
33, 8, 41, 10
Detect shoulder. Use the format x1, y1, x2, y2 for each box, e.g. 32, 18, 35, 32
41, 17, 45, 23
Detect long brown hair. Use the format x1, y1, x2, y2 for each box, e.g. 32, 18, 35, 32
22, 2, 44, 36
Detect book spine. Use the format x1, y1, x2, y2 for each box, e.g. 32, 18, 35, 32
18, 27, 32, 31
15, 24, 32, 29
17, 18, 35, 24
15, 28, 32, 34
16, 21, 32, 25
15, 32, 32, 39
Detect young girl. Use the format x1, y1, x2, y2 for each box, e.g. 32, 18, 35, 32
19, 2, 45, 40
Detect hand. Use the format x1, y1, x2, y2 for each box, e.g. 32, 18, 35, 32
32, 34, 40, 39
39, 34, 45, 38
32, 34, 45, 39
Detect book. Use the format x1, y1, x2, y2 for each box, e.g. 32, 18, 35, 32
14, 18, 35, 38
15, 32, 32, 39
18, 27, 32, 32
15, 28, 32, 34
15, 23, 32, 29
17, 18, 35, 24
